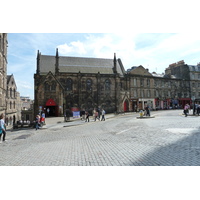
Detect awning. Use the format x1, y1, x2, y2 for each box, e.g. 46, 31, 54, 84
46, 98, 57, 106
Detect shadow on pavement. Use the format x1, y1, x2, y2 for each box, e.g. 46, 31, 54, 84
132, 129, 200, 166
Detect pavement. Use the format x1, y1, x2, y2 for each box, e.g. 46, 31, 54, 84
6, 109, 199, 132
2, 109, 200, 166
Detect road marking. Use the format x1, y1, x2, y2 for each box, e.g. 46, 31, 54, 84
116, 127, 133, 135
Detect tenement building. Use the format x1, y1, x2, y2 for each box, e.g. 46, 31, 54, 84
6, 74, 21, 125
34, 49, 197, 117
0, 33, 7, 116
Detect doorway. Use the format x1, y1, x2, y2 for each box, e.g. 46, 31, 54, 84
46, 98, 58, 117
46, 106, 57, 117
124, 100, 129, 112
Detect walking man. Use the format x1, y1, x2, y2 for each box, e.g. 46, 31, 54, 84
101, 109, 106, 121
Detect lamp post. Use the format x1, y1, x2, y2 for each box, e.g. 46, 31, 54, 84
191, 96, 195, 115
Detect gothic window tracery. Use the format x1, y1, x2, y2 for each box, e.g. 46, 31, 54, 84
86, 79, 92, 91
105, 79, 111, 90
44, 82, 50, 91
66, 78, 73, 91
51, 81, 56, 91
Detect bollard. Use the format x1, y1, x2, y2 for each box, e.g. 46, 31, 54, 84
139, 110, 143, 118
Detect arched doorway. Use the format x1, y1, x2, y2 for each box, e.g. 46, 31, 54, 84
124, 99, 129, 112
46, 98, 58, 117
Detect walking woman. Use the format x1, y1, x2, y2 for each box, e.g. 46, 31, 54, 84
183, 104, 189, 117
0, 114, 6, 142
85, 111, 90, 122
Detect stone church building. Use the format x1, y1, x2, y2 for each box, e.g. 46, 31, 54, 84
34, 49, 128, 117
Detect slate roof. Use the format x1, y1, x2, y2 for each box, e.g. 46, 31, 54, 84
188, 65, 200, 72
39, 55, 125, 76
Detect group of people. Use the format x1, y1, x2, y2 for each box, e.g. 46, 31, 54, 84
82, 108, 106, 122
35, 112, 45, 130
183, 103, 200, 117
0, 113, 6, 142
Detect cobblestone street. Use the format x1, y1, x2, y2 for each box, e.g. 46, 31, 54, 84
1, 110, 200, 166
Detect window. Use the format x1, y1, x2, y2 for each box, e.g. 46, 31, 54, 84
147, 79, 150, 87
147, 90, 151, 97
13, 89, 16, 98
133, 78, 137, 86
154, 80, 157, 87
105, 79, 111, 90
51, 81, 56, 91
141, 90, 144, 98
86, 79, 92, 91
140, 79, 144, 87
66, 78, 73, 91
44, 82, 50, 91
10, 88, 12, 98
134, 90, 137, 97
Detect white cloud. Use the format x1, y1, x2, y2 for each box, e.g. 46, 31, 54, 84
58, 40, 86, 55
8, 33, 200, 99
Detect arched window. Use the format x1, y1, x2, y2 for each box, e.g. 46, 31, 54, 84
13, 89, 16, 98
66, 78, 73, 91
44, 82, 50, 91
105, 79, 111, 90
86, 79, 92, 91
10, 101, 12, 109
10, 88, 12, 98
51, 81, 56, 91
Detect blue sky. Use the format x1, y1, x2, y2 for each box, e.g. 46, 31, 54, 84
7, 33, 200, 99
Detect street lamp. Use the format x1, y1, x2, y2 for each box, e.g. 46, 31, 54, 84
191, 96, 195, 115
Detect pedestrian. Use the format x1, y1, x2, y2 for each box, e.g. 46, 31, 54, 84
41, 112, 45, 124
47, 108, 50, 117
97, 107, 101, 119
145, 106, 150, 116
85, 111, 90, 122
0, 113, 6, 142
183, 104, 189, 117
197, 105, 200, 116
94, 110, 99, 121
35, 115, 40, 130
101, 109, 106, 121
